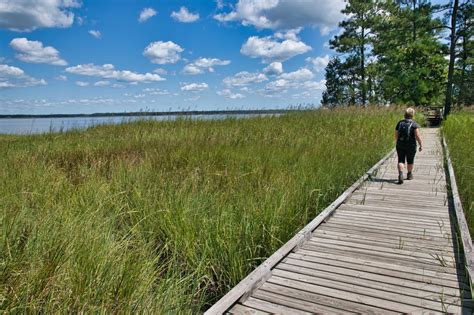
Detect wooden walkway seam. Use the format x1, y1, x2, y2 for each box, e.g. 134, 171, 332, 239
205, 128, 473, 314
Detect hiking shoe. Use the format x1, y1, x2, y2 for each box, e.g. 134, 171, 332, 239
407, 172, 413, 180
398, 174, 404, 184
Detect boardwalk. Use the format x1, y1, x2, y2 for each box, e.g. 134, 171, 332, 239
206, 128, 473, 314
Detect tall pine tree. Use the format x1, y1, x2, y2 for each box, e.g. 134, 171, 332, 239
374, 0, 446, 106
330, 0, 380, 106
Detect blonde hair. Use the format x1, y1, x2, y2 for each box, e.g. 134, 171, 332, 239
405, 107, 415, 119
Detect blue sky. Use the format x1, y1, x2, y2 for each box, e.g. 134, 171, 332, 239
0, 0, 447, 114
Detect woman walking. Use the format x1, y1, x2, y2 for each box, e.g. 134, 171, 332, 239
395, 108, 423, 184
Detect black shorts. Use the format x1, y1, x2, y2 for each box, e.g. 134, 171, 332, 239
397, 145, 416, 164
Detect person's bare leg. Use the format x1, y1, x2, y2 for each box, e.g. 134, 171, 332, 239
398, 163, 405, 172
397, 163, 404, 184
407, 164, 414, 179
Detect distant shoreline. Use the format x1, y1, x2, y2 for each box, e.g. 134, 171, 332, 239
0, 109, 302, 119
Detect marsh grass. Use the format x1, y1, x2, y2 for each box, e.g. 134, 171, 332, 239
443, 111, 474, 234
1, 108, 400, 313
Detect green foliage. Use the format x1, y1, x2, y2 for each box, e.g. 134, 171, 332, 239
443, 111, 474, 234
323, 0, 449, 107
0, 109, 400, 313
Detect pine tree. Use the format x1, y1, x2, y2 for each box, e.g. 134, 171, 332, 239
330, 0, 380, 106
374, 0, 447, 106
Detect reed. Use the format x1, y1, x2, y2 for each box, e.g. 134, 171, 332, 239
443, 110, 474, 234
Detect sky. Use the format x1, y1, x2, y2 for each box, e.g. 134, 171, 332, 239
0, 0, 447, 115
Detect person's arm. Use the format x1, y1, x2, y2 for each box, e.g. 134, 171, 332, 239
415, 128, 423, 151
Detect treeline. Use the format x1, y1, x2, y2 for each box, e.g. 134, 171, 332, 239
322, 0, 473, 114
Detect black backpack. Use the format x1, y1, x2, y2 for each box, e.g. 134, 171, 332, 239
398, 120, 413, 142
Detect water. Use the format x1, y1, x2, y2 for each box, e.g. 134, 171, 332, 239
0, 113, 274, 135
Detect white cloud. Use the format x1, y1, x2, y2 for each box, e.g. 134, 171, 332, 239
306, 55, 330, 72
65, 64, 165, 83
182, 64, 203, 75
0, 64, 46, 88
217, 89, 244, 99
241, 34, 311, 63
139, 8, 157, 23
56, 75, 68, 81
278, 68, 313, 81
88, 30, 101, 39
214, 0, 344, 34
183, 57, 230, 75
143, 41, 184, 64
223, 71, 268, 87
0, 0, 81, 32
10, 38, 67, 66
301, 80, 326, 90
0, 64, 24, 77
171, 7, 199, 23
153, 68, 168, 75
75, 81, 89, 87
216, 0, 225, 9
263, 62, 283, 75
94, 80, 110, 87
181, 82, 209, 92
265, 79, 291, 92
142, 87, 169, 95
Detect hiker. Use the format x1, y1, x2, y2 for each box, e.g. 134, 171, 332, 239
395, 108, 423, 184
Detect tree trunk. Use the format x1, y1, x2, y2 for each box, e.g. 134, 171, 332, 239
360, 26, 366, 106
444, 0, 459, 118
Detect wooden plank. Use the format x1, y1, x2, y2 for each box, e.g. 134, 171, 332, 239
204, 149, 396, 314
362, 186, 447, 197
306, 238, 456, 263
268, 274, 461, 313
275, 263, 461, 308
242, 297, 311, 315
271, 269, 462, 312
352, 190, 448, 203
337, 205, 451, 221
327, 216, 450, 236
338, 204, 451, 219
322, 220, 452, 239
288, 252, 467, 288
333, 211, 449, 227
442, 137, 474, 288
257, 282, 397, 315
300, 243, 461, 273
330, 212, 449, 230
280, 258, 464, 298
252, 288, 355, 314
312, 229, 455, 253
349, 195, 448, 208
228, 304, 269, 315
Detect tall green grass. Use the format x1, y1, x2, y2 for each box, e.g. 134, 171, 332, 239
443, 111, 474, 234
1, 108, 400, 313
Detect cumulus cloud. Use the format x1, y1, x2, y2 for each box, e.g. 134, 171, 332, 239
183, 57, 230, 75
214, 0, 344, 34
142, 87, 169, 95
223, 71, 268, 87
278, 68, 313, 81
88, 30, 101, 39
65, 63, 165, 83
0, 0, 81, 32
306, 55, 330, 72
241, 34, 311, 63
75, 81, 89, 87
181, 82, 209, 92
94, 80, 110, 87
0, 64, 46, 88
56, 75, 68, 81
217, 89, 244, 99
263, 61, 283, 75
143, 41, 184, 64
139, 8, 157, 23
153, 68, 168, 75
171, 7, 199, 23
10, 38, 67, 66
